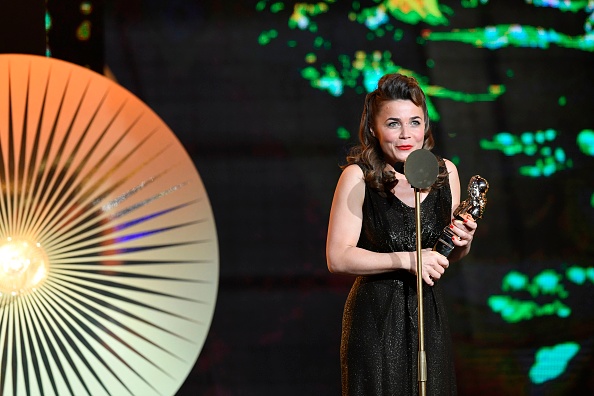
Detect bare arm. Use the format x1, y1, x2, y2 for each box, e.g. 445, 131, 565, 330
444, 159, 477, 263
326, 164, 449, 285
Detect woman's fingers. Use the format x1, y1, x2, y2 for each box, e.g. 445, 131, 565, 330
449, 218, 477, 246
418, 250, 449, 285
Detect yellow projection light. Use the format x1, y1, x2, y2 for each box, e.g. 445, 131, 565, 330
0, 237, 49, 296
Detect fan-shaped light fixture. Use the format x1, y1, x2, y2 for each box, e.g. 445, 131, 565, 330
0, 54, 219, 396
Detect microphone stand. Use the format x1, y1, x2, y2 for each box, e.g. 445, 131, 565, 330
403, 148, 438, 396
414, 187, 427, 396
405, 152, 488, 396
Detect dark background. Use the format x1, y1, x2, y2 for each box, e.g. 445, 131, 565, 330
37, 0, 594, 394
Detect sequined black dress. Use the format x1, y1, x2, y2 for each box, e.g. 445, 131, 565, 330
340, 166, 457, 395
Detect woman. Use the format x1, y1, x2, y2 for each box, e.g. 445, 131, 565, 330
326, 73, 477, 395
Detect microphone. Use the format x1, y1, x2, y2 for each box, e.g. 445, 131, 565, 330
403, 149, 439, 190
433, 175, 489, 257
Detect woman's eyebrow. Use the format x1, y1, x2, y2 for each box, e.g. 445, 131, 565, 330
386, 115, 421, 120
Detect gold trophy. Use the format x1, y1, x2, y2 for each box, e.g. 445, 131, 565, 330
434, 175, 489, 257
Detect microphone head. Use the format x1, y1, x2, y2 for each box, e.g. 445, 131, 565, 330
404, 149, 439, 189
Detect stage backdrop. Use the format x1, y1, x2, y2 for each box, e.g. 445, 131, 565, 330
101, 1, 594, 395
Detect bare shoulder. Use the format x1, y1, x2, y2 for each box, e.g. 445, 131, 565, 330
342, 163, 364, 177
338, 163, 365, 186
443, 158, 458, 174
334, 164, 365, 204
442, 158, 461, 204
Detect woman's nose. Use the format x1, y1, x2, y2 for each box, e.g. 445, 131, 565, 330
399, 124, 411, 138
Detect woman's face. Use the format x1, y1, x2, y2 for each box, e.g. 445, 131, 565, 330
371, 99, 425, 166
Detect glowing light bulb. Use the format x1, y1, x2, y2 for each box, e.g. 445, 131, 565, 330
0, 237, 49, 296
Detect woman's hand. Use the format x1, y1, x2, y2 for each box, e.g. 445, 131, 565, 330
409, 249, 450, 286
449, 214, 477, 249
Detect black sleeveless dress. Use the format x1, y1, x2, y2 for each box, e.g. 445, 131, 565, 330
340, 167, 457, 395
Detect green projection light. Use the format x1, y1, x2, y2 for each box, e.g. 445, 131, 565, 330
489, 265, 592, 384
423, 24, 594, 51
480, 129, 573, 177
577, 129, 594, 156
488, 266, 594, 324
530, 342, 580, 384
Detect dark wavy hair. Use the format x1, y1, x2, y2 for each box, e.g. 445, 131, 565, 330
344, 73, 447, 193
